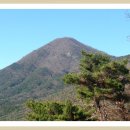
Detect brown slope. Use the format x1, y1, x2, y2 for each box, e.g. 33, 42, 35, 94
18, 37, 100, 73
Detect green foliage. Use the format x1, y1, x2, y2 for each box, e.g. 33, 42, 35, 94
26, 100, 94, 121
0, 67, 65, 120
63, 51, 130, 120
63, 100, 73, 120
64, 51, 130, 100
63, 73, 80, 85
77, 87, 94, 101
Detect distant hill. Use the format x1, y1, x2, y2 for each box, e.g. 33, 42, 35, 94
0, 37, 129, 120
116, 55, 130, 69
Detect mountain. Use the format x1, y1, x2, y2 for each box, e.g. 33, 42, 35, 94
0, 37, 129, 120
18, 37, 101, 73
0, 37, 101, 120
117, 55, 130, 68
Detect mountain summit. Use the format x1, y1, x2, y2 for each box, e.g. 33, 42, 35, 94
18, 37, 99, 73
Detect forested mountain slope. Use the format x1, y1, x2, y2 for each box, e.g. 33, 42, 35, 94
0, 37, 129, 120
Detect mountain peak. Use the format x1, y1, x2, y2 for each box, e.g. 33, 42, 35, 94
18, 37, 99, 74
47, 37, 82, 47
52, 37, 79, 42
45, 37, 98, 53
54, 37, 76, 40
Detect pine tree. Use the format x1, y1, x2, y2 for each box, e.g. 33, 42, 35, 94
63, 51, 130, 120
26, 100, 94, 121
63, 100, 74, 120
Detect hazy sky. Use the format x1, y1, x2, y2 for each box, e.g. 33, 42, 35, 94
0, 9, 130, 69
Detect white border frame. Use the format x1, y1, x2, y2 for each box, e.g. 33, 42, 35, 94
0, 121, 130, 127
0, 4, 130, 9
0, 4, 130, 127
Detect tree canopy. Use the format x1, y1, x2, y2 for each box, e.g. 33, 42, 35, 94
26, 100, 94, 121
63, 51, 130, 120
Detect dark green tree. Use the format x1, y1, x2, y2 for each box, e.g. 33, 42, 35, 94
63, 51, 130, 120
63, 100, 74, 120
26, 100, 94, 121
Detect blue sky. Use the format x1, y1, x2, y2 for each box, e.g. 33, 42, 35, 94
0, 9, 130, 69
